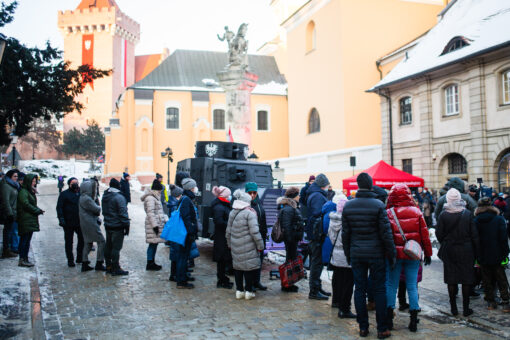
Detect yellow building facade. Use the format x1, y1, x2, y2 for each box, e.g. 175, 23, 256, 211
260, 0, 446, 186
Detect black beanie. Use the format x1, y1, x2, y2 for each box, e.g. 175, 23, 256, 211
67, 177, 77, 186
151, 179, 163, 191
357, 172, 373, 190
109, 178, 121, 190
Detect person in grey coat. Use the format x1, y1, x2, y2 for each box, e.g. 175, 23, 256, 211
79, 180, 106, 272
226, 189, 264, 300
328, 194, 355, 319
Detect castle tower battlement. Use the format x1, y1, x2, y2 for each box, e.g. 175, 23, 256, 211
58, 0, 140, 132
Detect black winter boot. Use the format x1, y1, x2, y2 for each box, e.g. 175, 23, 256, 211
81, 261, 93, 272
387, 307, 394, 330
448, 284, 459, 316
146, 260, 162, 271
408, 310, 419, 332
462, 284, 474, 317
95, 261, 106, 271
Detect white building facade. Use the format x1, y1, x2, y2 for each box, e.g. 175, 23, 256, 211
370, 0, 510, 192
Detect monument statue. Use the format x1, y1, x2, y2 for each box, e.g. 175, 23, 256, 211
218, 23, 249, 69
217, 23, 258, 147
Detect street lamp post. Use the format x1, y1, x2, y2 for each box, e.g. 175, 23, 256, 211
10, 133, 18, 168
161, 147, 173, 186
0, 33, 6, 64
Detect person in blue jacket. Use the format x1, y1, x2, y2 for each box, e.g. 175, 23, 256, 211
322, 200, 337, 266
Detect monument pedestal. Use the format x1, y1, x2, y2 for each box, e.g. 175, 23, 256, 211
217, 67, 258, 147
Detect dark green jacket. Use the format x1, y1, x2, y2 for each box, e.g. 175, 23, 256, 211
0, 177, 20, 219
17, 174, 43, 234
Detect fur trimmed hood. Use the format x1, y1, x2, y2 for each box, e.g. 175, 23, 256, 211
474, 205, 500, 217
277, 196, 297, 209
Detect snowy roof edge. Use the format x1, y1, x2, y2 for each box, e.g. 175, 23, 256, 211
367, 40, 510, 93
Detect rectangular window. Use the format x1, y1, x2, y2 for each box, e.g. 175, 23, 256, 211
257, 110, 268, 131
166, 107, 179, 129
402, 159, 413, 174
213, 109, 225, 130
445, 84, 459, 116
399, 97, 412, 125
503, 70, 510, 105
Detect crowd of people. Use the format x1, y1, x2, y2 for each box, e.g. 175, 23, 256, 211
2, 167, 510, 339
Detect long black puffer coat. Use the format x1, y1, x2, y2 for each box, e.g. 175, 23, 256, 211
436, 209, 480, 284
277, 197, 304, 243
474, 206, 508, 266
211, 198, 232, 262
341, 189, 395, 262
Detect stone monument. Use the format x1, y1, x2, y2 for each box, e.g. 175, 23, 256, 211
217, 24, 258, 147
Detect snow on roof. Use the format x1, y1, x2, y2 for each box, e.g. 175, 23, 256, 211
370, 0, 510, 91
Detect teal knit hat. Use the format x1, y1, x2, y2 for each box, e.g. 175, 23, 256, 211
245, 182, 258, 192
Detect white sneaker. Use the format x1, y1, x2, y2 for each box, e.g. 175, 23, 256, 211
245, 291, 256, 300
236, 290, 245, 300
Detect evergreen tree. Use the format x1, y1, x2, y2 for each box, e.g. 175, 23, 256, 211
62, 120, 105, 161
0, 1, 110, 145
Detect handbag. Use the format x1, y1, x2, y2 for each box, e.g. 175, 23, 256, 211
271, 210, 284, 243
160, 201, 188, 246
189, 241, 200, 259
279, 255, 305, 288
390, 207, 422, 260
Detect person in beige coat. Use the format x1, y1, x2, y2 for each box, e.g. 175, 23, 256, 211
226, 189, 264, 300
141, 180, 169, 271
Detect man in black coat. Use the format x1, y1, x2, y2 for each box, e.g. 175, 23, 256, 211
56, 177, 84, 267
474, 198, 510, 310
102, 178, 130, 276
342, 173, 395, 338
245, 182, 268, 291
119, 172, 131, 204
299, 175, 315, 219
306, 173, 330, 300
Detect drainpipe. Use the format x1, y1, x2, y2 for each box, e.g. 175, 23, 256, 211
377, 89, 394, 166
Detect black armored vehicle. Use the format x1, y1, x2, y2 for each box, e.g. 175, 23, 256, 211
176, 141, 283, 238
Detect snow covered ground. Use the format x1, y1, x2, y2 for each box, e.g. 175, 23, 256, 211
16, 159, 103, 181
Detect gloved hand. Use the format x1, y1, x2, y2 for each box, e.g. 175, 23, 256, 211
424, 256, 432, 266
58, 218, 66, 227
124, 225, 130, 236
153, 227, 159, 235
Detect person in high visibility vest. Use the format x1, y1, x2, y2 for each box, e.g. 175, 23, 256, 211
156, 173, 169, 215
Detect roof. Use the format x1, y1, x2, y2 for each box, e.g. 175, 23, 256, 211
370, 0, 510, 91
342, 161, 424, 190
76, 0, 118, 10
135, 54, 162, 83
131, 49, 287, 95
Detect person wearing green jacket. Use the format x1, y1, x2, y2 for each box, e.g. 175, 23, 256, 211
17, 174, 44, 267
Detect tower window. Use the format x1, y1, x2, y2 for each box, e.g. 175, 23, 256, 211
257, 110, 269, 131
306, 21, 316, 53
166, 107, 179, 129
308, 108, 320, 134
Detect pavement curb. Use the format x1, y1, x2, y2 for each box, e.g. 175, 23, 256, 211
30, 276, 46, 340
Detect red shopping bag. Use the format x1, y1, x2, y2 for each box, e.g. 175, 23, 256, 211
279, 256, 305, 288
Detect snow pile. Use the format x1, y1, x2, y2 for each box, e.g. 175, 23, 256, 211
252, 81, 287, 95
18, 159, 102, 180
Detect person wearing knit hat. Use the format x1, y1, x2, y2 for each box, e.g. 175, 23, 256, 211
245, 182, 268, 291
328, 193, 356, 319
141, 179, 169, 271
109, 178, 121, 190
227, 189, 264, 300
340, 172, 395, 337
276, 186, 303, 293
436, 187, 480, 317
170, 184, 184, 199
211, 186, 234, 289
120, 173, 131, 204
182, 178, 197, 192
305, 172, 331, 300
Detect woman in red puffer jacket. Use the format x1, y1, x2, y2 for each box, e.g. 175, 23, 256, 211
385, 184, 433, 333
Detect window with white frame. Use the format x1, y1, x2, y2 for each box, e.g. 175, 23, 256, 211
399, 96, 412, 125
213, 109, 225, 130
503, 70, 510, 105
257, 110, 268, 131
444, 84, 459, 116
166, 107, 179, 129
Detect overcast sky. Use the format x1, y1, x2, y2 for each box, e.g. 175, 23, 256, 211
2, 0, 279, 55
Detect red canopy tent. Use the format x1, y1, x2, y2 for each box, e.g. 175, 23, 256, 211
342, 160, 424, 193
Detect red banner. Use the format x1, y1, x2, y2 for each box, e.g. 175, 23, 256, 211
82, 34, 94, 90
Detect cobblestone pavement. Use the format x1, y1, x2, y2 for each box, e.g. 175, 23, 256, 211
1, 181, 509, 339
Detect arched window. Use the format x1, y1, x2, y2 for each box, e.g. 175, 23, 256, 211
498, 151, 510, 192
141, 128, 148, 152
399, 96, 412, 125
306, 21, 316, 53
257, 110, 268, 131
448, 153, 467, 174
441, 36, 470, 55
444, 84, 459, 116
308, 108, 320, 134
213, 109, 225, 130
166, 107, 179, 129
502, 69, 510, 105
